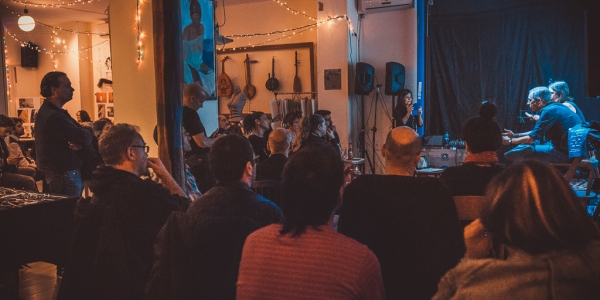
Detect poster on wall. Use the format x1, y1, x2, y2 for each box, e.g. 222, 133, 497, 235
181, 0, 216, 100
107, 106, 114, 118
98, 104, 105, 118
19, 98, 34, 108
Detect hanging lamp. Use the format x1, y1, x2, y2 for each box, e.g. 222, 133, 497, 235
18, 6, 35, 32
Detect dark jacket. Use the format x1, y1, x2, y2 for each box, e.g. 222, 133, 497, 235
255, 154, 287, 181
57, 166, 189, 300
34, 101, 93, 173
146, 181, 283, 300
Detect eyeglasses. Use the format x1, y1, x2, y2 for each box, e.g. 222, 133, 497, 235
253, 155, 260, 163
130, 144, 150, 153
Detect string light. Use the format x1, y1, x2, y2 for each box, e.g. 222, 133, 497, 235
136, 0, 144, 64
3, 27, 109, 66
4, 37, 11, 100
224, 15, 345, 39
220, 15, 357, 50
9, 0, 98, 8
270, 0, 316, 21
0, 4, 106, 36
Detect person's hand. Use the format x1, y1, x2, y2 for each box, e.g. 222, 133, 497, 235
532, 115, 540, 121
326, 128, 336, 140
199, 63, 210, 74
146, 157, 169, 179
68, 142, 82, 150
502, 129, 515, 138
502, 136, 512, 146
417, 106, 423, 116
6, 156, 24, 165
464, 219, 493, 259
330, 124, 337, 133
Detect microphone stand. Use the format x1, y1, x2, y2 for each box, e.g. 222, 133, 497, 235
370, 84, 383, 174
359, 94, 374, 175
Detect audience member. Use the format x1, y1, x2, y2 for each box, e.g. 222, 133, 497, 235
0, 115, 36, 191
255, 128, 290, 181
210, 114, 229, 138
243, 111, 271, 163
183, 83, 219, 193
549, 80, 585, 122
314, 109, 342, 153
337, 127, 464, 300
294, 114, 333, 152
152, 125, 202, 202
146, 134, 282, 300
433, 160, 600, 299
92, 118, 113, 139
76, 110, 93, 127
35, 71, 93, 196
237, 145, 385, 300
440, 101, 504, 195
8, 117, 37, 170
503, 86, 582, 162
282, 111, 302, 151
58, 124, 189, 300
393, 89, 423, 130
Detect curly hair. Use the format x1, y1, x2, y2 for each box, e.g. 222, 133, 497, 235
40, 71, 67, 98
98, 123, 141, 165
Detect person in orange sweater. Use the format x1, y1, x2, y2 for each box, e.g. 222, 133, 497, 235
236, 144, 385, 300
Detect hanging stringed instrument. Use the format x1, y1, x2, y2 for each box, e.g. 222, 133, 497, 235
293, 51, 301, 93
243, 54, 258, 100
217, 56, 233, 97
265, 56, 280, 92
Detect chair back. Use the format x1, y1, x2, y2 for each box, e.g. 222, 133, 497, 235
453, 195, 486, 221
251, 180, 283, 206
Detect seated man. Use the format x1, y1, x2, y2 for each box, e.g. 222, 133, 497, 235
146, 135, 282, 300
58, 124, 189, 300
0, 115, 36, 191
8, 118, 37, 170
314, 109, 342, 153
440, 102, 504, 196
237, 145, 384, 299
337, 127, 465, 300
503, 86, 582, 162
255, 128, 290, 181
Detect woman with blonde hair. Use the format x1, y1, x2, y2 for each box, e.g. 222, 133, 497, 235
434, 160, 600, 299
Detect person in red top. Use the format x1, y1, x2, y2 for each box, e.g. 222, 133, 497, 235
236, 144, 385, 300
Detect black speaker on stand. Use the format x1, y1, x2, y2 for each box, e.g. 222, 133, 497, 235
385, 62, 405, 128
354, 62, 375, 174
21, 42, 38, 68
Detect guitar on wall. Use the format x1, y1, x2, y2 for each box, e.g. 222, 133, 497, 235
218, 56, 233, 97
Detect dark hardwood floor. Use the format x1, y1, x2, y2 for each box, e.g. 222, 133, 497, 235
19, 262, 60, 300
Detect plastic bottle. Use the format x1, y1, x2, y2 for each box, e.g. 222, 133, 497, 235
348, 143, 354, 160
443, 132, 450, 148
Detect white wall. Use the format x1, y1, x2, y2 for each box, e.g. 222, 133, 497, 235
355, 7, 417, 173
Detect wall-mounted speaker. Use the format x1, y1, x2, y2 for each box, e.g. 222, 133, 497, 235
21, 43, 38, 68
385, 62, 405, 95
354, 62, 374, 95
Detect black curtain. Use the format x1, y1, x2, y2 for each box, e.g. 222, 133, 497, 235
426, 0, 586, 138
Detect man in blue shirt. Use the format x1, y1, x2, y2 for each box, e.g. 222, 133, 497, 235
502, 86, 582, 162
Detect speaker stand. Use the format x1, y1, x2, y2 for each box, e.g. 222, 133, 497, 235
359, 95, 375, 174
370, 85, 383, 174
391, 94, 397, 128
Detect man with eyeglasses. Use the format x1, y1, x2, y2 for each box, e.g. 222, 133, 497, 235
337, 126, 464, 300
58, 124, 189, 300
502, 86, 582, 162
209, 114, 230, 138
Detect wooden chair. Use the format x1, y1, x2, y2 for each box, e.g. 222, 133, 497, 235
550, 154, 599, 196
453, 195, 485, 222
251, 180, 283, 206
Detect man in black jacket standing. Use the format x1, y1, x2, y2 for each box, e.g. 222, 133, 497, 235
34, 71, 93, 196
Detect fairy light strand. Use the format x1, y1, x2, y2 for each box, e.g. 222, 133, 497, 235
224, 15, 346, 39
136, 0, 144, 64
271, 0, 316, 21
4, 37, 11, 100
9, 0, 98, 8
0, 4, 106, 36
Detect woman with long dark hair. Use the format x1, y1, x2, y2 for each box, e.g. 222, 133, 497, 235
393, 89, 423, 130
293, 114, 331, 152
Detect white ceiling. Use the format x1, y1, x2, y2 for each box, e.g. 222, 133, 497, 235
0, 0, 110, 34
0, 0, 273, 34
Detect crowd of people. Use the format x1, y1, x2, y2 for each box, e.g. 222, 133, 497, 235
1, 71, 599, 299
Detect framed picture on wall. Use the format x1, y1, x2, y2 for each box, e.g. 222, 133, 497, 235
19, 98, 34, 108
107, 106, 114, 118
98, 104, 105, 118
181, 0, 216, 100
17, 110, 28, 124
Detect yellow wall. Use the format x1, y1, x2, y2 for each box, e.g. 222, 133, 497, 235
109, 0, 158, 156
